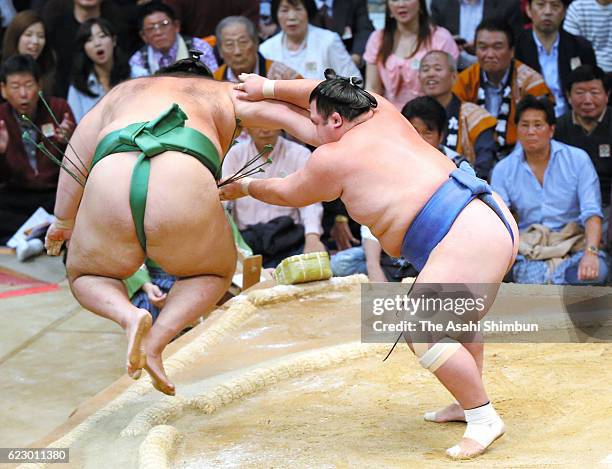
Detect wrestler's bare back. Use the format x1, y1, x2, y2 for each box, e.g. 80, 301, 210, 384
67, 77, 240, 280
311, 98, 519, 280
97, 77, 238, 149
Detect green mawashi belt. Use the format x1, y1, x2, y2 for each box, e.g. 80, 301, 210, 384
90, 103, 221, 251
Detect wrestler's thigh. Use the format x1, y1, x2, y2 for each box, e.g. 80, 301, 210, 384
414, 261, 502, 323
144, 152, 237, 278
67, 154, 145, 280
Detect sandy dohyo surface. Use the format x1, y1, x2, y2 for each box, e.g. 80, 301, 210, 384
171, 343, 611, 469
25, 277, 612, 468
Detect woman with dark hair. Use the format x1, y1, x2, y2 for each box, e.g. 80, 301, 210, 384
259, 0, 361, 80
68, 18, 130, 122
2, 9, 56, 96
363, 0, 458, 110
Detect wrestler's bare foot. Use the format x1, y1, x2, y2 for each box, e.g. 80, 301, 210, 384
446, 416, 505, 460
125, 309, 152, 379
424, 403, 466, 423
145, 352, 176, 396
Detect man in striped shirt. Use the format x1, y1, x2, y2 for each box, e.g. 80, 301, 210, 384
563, 0, 612, 72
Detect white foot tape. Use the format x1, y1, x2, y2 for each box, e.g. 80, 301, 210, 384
446, 403, 505, 459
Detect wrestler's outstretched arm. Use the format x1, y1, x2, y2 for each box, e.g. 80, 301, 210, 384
234, 73, 394, 124
220, 146, 340, 207
235, 73, 320, 110
231, 88, 322, 147
45, 101, 104, 254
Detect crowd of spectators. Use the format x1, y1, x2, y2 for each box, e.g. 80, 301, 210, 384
0, 0, 610, 300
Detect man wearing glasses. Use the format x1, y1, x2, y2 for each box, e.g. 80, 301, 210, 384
129, 1, 218, 78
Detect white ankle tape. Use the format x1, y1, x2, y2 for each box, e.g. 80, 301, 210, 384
464, 402, 498, 424
462, 403, 504, 448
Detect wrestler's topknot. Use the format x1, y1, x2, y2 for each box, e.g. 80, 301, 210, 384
309, 68, 377, 122
156, 49, 213, 78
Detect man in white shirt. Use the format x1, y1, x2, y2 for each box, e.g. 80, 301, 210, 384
223, 127, 325, 266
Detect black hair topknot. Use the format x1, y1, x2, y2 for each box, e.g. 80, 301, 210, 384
309, 68, 378, 121
156, 49, 213, 78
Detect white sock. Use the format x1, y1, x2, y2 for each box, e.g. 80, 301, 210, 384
446, 402, 505, 457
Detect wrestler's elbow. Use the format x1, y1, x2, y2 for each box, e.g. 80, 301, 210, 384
304, 133, 323, 148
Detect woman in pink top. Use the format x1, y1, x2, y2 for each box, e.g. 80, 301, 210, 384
364, 0, 459, 110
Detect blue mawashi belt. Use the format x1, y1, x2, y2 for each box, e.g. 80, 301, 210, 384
401, 162, 514, 272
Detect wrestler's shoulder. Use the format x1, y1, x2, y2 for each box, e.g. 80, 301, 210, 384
110, 76, 231, 93
98, 77, 233, 113
311, 142, 360, 170
310, 143, 343, 164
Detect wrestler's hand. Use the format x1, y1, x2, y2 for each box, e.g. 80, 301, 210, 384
331, 218, 359, 251
45, 220, 73, 256
143, 283, 167, 309
219, 177, 252, 201
234, 73, 267, 101
578, 251, 600, 281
